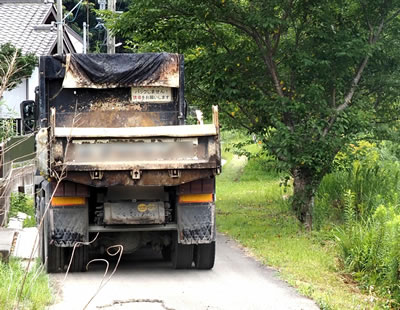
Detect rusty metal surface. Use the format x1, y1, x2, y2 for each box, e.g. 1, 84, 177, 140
48, 132, 221, 185
59, 169, 216, 187
49, 86, 179, 128
178, 178, 215, 194
49, 130, 220, 174
55, 161, 218, 171
62, 139, 203, 164
53, 181, 90, 197
56, 111, 175, 128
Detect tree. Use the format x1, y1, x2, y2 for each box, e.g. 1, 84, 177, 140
0, 43, 36, 99
113, 0, 400, 228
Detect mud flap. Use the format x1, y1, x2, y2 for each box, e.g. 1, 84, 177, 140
50, 206, 88, 246
177, 203, 215, 245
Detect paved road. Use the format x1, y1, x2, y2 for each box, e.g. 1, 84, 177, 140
51, 234, 319, 310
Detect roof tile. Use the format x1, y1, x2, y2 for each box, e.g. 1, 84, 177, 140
0, 2, 56, 56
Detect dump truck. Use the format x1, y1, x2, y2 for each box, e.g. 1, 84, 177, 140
20, 53, 221, 272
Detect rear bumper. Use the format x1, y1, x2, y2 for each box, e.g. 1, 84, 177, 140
88, 223, 177, 232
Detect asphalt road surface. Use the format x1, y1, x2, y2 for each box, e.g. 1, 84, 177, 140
50, 234, 319, 310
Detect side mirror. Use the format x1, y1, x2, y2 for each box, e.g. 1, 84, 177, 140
20, 100, 36, 134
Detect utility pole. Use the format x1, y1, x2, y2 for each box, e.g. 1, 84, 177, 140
83, 22, 87, 53
106, 0, 116, 54
57, 0, 63, 54
86, 2, 90, 53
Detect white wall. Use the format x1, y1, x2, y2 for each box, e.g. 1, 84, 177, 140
69, 35, 83, 54
1, 67, 39, 118
28, 67, 39, 101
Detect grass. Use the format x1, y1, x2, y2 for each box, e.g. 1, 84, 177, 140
2, 193, 51, 309
0, 259, 52, 310
216, 143, 384, 309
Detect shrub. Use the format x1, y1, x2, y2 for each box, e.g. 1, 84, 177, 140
333, 140, 380, 171
9, 192, 35, 227
313, 140, 400, 229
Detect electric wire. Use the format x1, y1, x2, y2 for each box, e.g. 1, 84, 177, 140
66, 2, 82, 24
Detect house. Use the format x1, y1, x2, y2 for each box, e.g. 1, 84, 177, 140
0, 0, 83, 120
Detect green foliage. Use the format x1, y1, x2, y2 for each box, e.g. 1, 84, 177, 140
314, 141, 400, 229
9, 192, 35, 228
334, 141, 380, 171
113, 0, 400, 222
0, 43, 36, 92
222, 130, 284, 179
0, 105, 17, 141
335, 204, 400, 307
0, 259, 52, 310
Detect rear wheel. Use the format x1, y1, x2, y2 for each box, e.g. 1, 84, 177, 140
37, 196, 45, 265
43, 221, 64, 273
194, 242, 215, 270
161, 245, 172, 261
66, 245, 88, 272
171, 234, 194, 269
45, 242, 64, 273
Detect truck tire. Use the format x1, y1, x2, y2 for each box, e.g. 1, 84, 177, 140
194, 242, 215, 270
66, 246, 88, 272
171, 235, 194, 269
37, 196, 45, 265
161, 245, 172, 261
43, 218, 64, 273
45, 242, 64, 273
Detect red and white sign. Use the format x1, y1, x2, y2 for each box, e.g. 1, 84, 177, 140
131, 87, 172, 103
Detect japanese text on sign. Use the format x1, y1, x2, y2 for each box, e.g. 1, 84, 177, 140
131, 87, 172, 103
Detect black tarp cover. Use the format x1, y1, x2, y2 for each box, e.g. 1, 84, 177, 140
62, 53, 180, 89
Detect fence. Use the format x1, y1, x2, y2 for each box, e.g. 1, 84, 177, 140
0, 135, 35, 226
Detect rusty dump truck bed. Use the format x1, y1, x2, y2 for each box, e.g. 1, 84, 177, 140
35, 53, 221, 187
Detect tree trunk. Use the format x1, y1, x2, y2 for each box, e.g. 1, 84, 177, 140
291, 167, 319, 230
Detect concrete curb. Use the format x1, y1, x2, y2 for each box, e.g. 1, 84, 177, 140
14, 227, 38, 259
0, 228, 17, 262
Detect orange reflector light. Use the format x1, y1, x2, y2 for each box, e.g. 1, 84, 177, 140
179, 193, 213, 204
51, 197, 86, 207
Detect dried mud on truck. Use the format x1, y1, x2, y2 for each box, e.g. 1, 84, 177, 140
21, 53, 221, 272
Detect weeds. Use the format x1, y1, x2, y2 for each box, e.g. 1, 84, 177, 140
0, 259, 52, 310
335, 204, 400, 308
